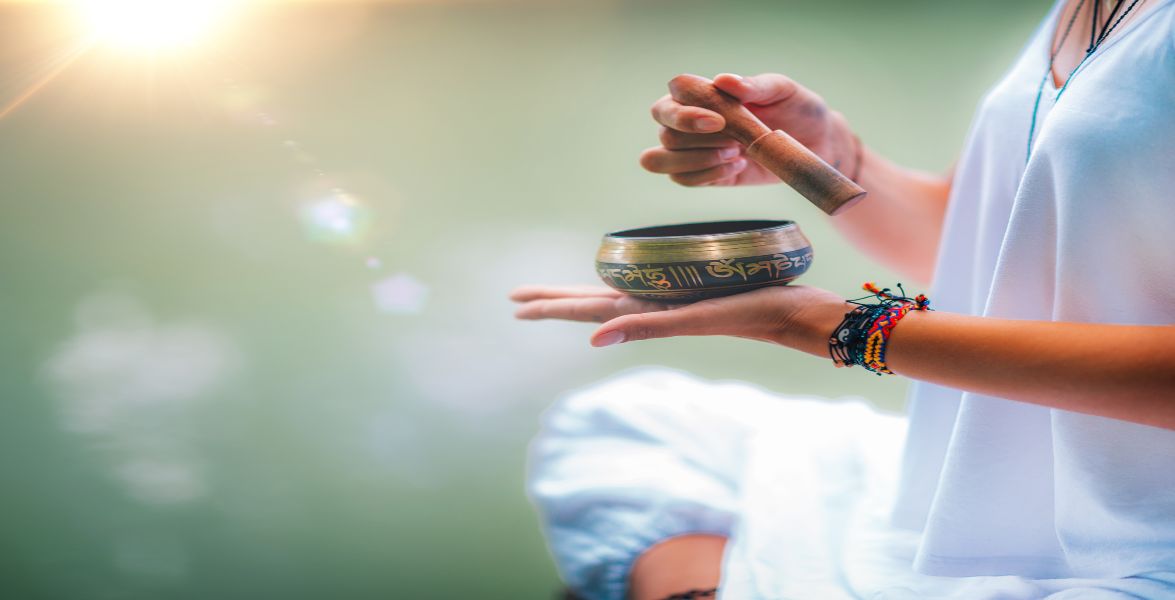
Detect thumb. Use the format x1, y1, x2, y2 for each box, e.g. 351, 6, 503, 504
713, 73, 799, 106
590, 304, 722, 347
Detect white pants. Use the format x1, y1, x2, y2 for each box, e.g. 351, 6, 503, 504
526, 368, 1175, 600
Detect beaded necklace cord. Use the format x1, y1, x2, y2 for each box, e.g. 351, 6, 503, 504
828, 283, 932, 376
1026, 0, 1144, 163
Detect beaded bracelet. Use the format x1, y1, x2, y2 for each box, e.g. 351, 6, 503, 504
828, 282, 931, 375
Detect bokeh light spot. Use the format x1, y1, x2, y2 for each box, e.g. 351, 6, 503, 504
298, 189, 370, 244
371, 273, 429, 315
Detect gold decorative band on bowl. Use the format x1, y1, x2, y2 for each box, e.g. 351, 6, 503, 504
596, 219, 810, 263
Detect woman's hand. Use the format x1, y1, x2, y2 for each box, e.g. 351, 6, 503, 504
639, 73, 858, 187
511, 284, 849, 356
641, 71, 951, 283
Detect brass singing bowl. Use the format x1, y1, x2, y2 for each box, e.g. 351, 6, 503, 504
596, 219, 813, 301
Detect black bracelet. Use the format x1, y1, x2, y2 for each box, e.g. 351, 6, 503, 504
661, 588, 717, 600
828, 304, 882, 368
828, 283, 932, 372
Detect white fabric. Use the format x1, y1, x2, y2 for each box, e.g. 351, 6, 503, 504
898, 0, 1175, 580
528, 368, 917, 599
528, 1, 1175, 598
529, 369, 1175, 599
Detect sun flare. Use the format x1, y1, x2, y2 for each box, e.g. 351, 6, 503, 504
73, 0, 236, 52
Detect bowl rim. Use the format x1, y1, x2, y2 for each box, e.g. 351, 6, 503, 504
604, 219, 797, 241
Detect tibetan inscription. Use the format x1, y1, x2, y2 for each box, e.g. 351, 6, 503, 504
596, 249, 813, 301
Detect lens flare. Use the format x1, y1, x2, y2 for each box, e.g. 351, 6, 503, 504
298, 189, 370, 244
73, 0, 235, 52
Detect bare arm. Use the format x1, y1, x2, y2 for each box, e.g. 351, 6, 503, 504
787, 299, 1175, 429
829, 147, 951, 283
890, 315, 1175, 428
642, 73, 952, 283
513, 285, 1175, 430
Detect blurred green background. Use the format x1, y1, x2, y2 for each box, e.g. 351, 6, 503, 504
0, 1, 1046, 598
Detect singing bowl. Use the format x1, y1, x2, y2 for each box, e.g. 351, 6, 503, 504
595, 219, 813, 301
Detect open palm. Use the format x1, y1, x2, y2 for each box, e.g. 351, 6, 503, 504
511, 284, 844, 353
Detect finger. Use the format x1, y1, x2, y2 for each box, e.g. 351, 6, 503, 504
657, 127, 739, 151
639, 147, 741, 174
708, 174, 742, 187
713, 72, 799, 106
668, 158, 748, 187
591, 301, 724, 346
516, 294, 675, 322
650, 94, 725, 133
510, 285, 621, 302
514, 297, 625, 322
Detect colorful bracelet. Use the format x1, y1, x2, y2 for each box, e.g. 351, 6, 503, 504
828, 282, 931, 375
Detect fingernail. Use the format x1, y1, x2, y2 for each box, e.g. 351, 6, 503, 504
594, 330, 626, 347
719, 147, 739, 160
731, 157, 748, 171
696, 117, 722, 132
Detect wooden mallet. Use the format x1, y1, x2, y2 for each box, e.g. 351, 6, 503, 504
669, 74, 866, 216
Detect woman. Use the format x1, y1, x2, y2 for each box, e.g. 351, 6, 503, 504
513, 0, 1175, 598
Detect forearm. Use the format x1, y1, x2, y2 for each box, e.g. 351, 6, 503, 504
786, 304, 1175, 429
886, 314, 1175, 429
827, 126, 952, 283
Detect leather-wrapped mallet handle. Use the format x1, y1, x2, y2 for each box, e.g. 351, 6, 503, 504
668, 74, 866, 216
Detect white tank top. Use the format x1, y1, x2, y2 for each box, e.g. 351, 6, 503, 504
893, 0, 1175, 579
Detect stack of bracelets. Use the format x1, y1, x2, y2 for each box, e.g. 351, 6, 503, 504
828, 282, 932, 375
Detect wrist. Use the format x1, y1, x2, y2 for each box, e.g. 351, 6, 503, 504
827, 283, 933, 374
827, 111, 862, 183
775, 299, 854, 357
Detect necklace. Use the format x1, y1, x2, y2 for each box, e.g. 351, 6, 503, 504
1025, 0, 1145, 162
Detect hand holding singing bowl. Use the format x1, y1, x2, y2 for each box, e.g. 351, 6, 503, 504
512, 73, 862, 351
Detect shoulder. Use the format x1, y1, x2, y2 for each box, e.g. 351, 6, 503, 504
1152, 0, 1175, 54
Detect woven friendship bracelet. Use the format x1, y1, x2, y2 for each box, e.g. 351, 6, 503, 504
828, 282, 931, 375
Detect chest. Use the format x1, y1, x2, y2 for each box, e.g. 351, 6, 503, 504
1049, 0, 1154, 86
